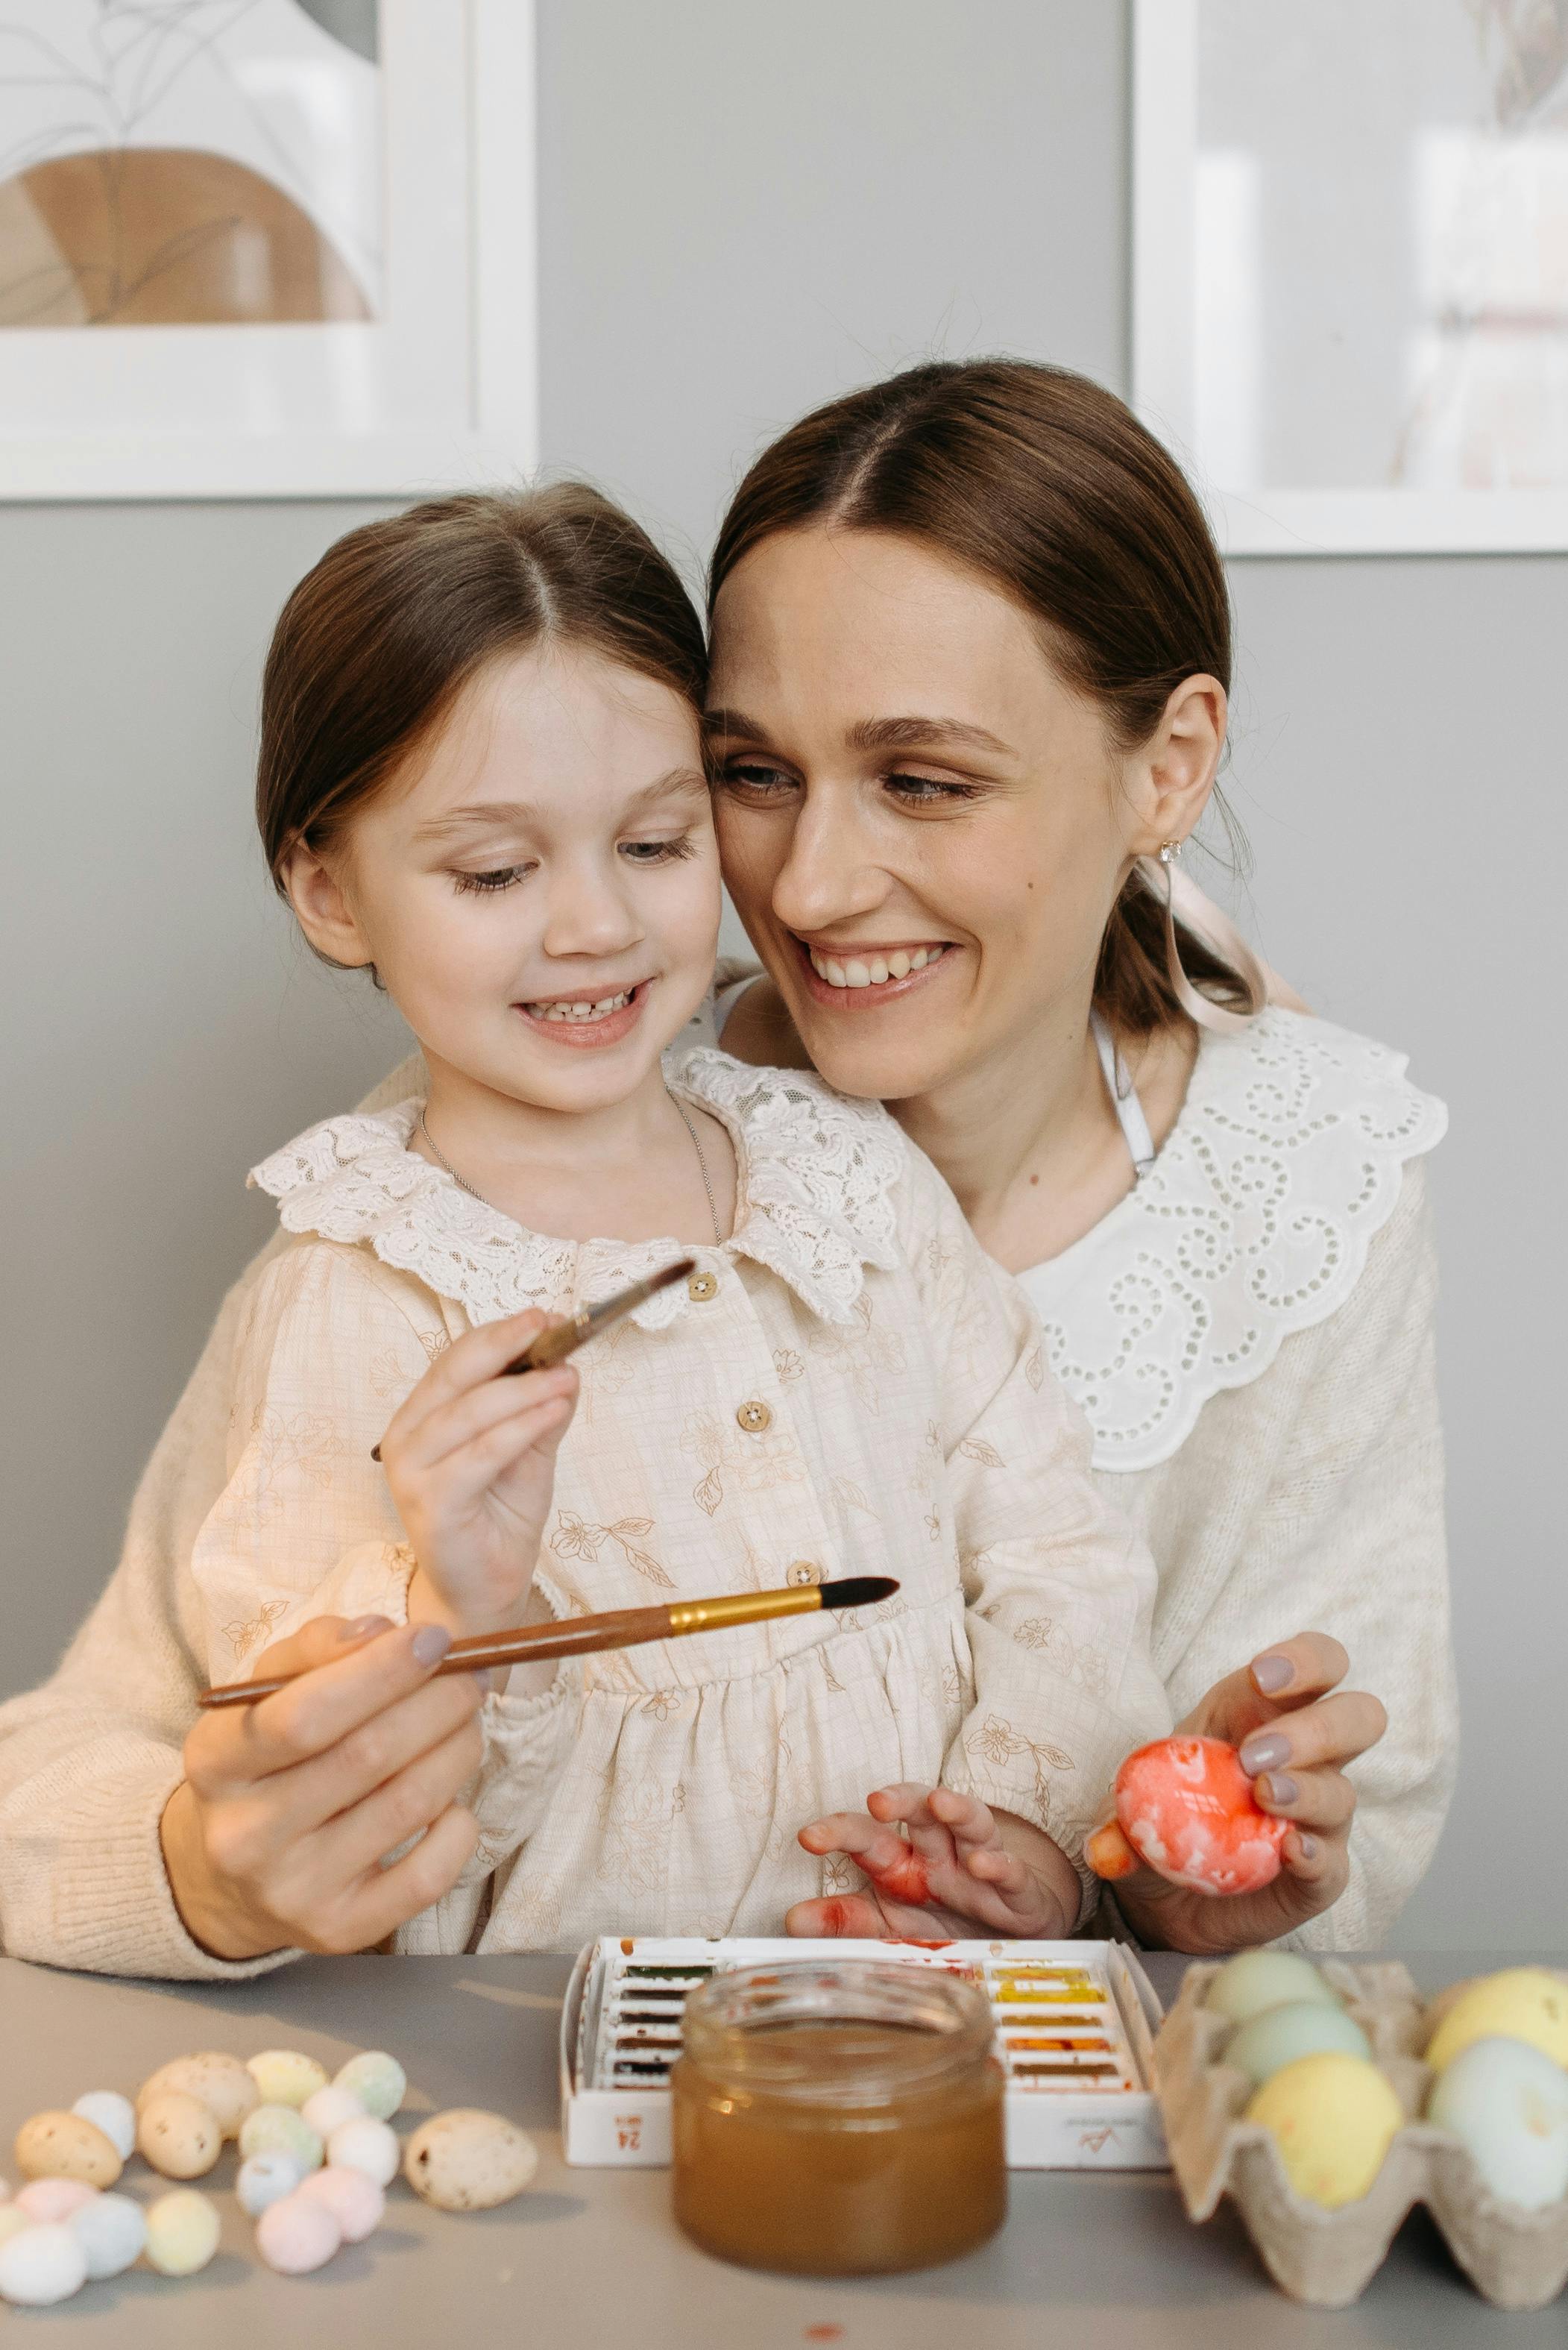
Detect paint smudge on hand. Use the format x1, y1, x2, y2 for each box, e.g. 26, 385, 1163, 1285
863, 1846, 931, 1906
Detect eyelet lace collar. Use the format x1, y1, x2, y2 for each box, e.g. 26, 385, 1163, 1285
249, 1049, 904, 1330
1018, 1009, 1447, 1472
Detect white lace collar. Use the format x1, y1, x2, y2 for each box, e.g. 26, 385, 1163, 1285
249, 1049, 904, 1330
1018, 1010, 1447, 1473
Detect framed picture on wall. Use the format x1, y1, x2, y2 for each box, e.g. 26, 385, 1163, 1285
1133, 0, 1568, 552
0, 0, 535, 500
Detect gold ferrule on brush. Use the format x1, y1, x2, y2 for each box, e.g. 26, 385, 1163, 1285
667, 1588, 824, 1636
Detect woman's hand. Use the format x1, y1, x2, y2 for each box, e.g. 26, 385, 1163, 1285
1103, 1633, 1388, 1954
380, 1308, 578, 1638
787, 1782, 1080, 1941
160, 1615, 485, 1962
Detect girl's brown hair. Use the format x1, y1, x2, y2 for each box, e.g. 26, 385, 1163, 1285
709, 359, 1247, 1034
258, 483, 707, 887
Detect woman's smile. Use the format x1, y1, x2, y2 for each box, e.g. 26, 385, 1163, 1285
796, 934, 957, 1002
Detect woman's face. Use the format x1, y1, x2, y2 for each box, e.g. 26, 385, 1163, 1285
708, 526, 1198, 1104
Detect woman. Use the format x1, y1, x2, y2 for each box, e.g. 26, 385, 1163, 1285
0, 365, 1447, 1977
696, 359, 1452, 1955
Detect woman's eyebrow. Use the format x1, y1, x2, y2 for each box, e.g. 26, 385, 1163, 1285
700, 709, 1012, 758
846, 714, 1012, 755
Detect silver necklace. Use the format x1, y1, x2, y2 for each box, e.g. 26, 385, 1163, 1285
418, 1092, 723, 1245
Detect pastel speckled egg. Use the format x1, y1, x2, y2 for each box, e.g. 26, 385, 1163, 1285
144, 2189, 221, 2278
237, 2151, 304, 2217
1225, 1999, 1373, 2087
0, 2220, 88, 2306
1247, 2052, 1405, 2208
333, 2051, 407, 2123
239, 2105, 323, 2173
1112, 1736, 1288, 1896
1425, 1968, 1568, 2076
1204, 1949, 1341, 2026
1426, 2036, 1568, 2210
71, 2093, 136, 2163
139, 2054, 258, 2141
15, 2178, 96, 2224
0, 2208, 32, 2251
256, 2191, 342, 2275
297, 2164, 385, 2242
404, 2110, 538, 2211
248, 2050, 330, 2111
300, 2085, 365, 2140
136, 2090, 222, 2180
13, 2111, 122, 2189
69, 2192, 148, 2281
327, 2117, 400, 2187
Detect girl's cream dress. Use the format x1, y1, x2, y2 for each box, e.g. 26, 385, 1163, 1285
180, 1051, 1169, 1958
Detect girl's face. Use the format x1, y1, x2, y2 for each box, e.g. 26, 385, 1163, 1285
291, 644, 720, 1116
708, 527, 1219, 1102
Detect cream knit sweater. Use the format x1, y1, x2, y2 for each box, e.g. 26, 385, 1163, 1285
0, 1012, 1452, 1976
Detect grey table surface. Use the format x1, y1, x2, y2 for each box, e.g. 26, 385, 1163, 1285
1, 1948, 1563, 2347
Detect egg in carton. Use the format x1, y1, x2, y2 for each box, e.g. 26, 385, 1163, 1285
1153, 1958, 1568, 2310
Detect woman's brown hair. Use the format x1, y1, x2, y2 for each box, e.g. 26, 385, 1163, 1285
258, 483, 707, 887
709, 359, 1247, 1034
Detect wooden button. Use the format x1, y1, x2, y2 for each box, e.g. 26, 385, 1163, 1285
736, 1398, 772, 1433
687, 1269, 719, 1301
787, 1560, 821, 1587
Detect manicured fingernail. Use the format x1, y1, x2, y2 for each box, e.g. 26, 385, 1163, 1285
339, 1614, 391, 1641
1252, 1653, 1294, 1694
1265, 1773, 1299, 1808
412, 1624, 453, 1668
1239, 1731, 1289, 1775
1295, 1833, 1320, 1860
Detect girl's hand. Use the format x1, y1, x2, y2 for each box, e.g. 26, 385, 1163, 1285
1101, 1632, 1388, 1954
161, 1615, 485, 1962
787, 1782, 1080, 1941
380, 1308, 578, 1638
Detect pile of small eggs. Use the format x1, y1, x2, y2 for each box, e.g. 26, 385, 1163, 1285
1, 2040, 537, 2308
1206, 1951, 1568, 2214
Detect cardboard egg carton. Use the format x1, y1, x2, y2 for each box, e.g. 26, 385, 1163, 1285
1153, 1958, 1568, 2310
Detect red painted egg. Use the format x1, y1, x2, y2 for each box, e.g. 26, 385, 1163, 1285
1112, 1735, 1287, 1895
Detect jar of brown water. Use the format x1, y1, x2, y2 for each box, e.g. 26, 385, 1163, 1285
671, 1960, 1007, 2275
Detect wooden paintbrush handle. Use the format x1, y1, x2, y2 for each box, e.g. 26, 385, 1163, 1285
442, 1603, 675, 1674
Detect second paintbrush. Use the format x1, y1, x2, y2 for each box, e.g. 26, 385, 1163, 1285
199, 1574, 900, 1706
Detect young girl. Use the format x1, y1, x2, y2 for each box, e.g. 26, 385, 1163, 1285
40, 487, 1174, 1970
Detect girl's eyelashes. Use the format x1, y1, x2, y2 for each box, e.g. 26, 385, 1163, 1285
619, 832, 699, 864
453, 864, 531, 894
449, 834, 696, 892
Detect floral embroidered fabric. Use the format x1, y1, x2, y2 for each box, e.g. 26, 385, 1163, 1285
1019, 1010, 1447, 1473
249, 1048, 904, 1331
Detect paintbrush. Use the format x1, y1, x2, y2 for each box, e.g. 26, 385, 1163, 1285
198, 1574, 900, 1708
370, 1256, 696, 1460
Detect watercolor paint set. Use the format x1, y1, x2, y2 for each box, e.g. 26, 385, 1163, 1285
560, 1936, 1168, 2170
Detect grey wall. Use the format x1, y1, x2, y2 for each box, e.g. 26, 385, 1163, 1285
1, 1, 1561, 1951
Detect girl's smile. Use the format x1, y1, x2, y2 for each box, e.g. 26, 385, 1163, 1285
516, 977, 651, 1046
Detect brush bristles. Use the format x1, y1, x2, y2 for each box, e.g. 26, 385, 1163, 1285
819, 1575, 899, 1609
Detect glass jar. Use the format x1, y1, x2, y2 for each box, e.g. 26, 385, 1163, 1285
671, 1959, 1007, 2275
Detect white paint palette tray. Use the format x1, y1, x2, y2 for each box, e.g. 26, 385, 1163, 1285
560, 1936, 1168, 2170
